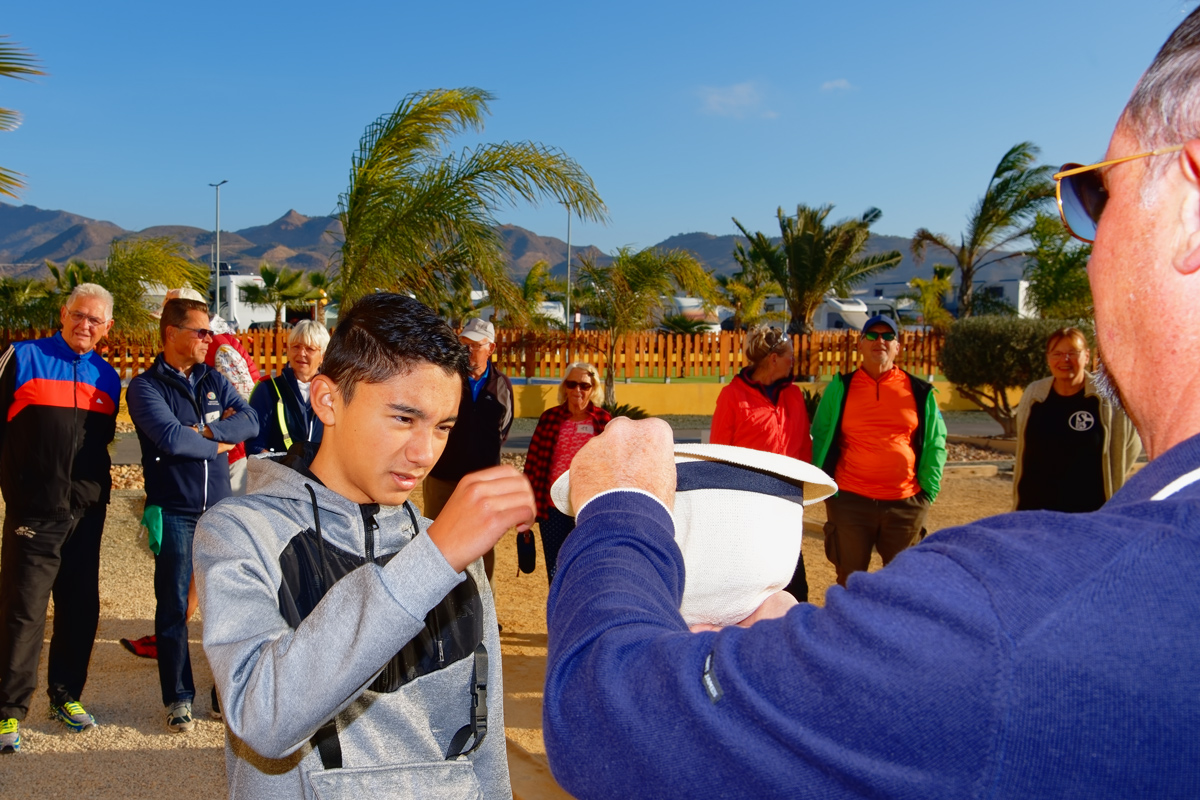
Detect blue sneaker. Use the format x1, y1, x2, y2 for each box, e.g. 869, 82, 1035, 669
0, 717, 19, 753
50, 700, 97, 732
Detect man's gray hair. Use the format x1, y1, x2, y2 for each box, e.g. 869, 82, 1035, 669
66, 283, 114, 321
289, 319, 330, 352
1122, 7, 1200, 149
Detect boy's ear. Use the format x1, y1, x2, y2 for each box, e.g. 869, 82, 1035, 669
310, 374, 338, 426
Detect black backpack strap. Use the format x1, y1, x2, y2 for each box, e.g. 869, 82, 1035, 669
445, 643, 489, 759
304, 483, 343, 769
312, 720, 343, 769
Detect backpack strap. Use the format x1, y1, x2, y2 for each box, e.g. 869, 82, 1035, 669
444, 643, 489, 759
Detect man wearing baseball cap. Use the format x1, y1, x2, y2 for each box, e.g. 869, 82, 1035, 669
423, 318, 513, 585
809, 314, 947, 585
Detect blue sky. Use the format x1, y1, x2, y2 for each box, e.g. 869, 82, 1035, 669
3, 1, 1195, 255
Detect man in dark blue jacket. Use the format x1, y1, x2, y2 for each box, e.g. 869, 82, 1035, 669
542, 10, 1200, 798
127, 298, 256, 734
0, 284, 120, 753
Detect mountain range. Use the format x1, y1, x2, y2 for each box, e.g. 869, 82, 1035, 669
0, 202, 1026, 290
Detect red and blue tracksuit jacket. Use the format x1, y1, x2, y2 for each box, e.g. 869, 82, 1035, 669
0, 332, 120, 521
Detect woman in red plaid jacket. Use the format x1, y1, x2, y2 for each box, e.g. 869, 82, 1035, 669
523, 363, 612, 584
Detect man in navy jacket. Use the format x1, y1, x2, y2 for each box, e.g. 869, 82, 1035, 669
127, 298, 256, 733
0, 284, 120, 753
543, 11, 1200, 798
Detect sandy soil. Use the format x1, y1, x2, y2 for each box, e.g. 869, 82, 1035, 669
0, 468, 1015, 798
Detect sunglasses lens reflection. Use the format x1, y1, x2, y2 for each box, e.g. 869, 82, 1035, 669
1059, 165, 1107, 242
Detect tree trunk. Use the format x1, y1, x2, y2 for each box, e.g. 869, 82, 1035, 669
957, 268, 975, 318
604, 338, 617, 407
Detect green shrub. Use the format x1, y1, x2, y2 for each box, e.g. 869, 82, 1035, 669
941, 316, 1093, 436
603, 401, 652, 420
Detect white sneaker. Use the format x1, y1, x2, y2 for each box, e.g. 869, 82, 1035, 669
166, 701, 195, 733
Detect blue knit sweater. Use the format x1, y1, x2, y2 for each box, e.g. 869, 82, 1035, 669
544, 436, 1200, 799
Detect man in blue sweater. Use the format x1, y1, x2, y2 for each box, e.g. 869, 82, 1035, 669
543, 11, 1200, 798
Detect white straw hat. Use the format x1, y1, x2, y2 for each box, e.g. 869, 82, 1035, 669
551, 443, 837, 626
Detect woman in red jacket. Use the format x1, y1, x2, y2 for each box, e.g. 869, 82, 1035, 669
523, 363, 612, 584
710, 325, 813, 598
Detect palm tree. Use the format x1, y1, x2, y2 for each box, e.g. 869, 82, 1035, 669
518, 260, 566, 331
0, 276, 54, 329
305, 271, 335, 321
716, 273, 786, 330
577, 246, 716, 404
46, 239, 206, 331
903, 265, 955, 333
241, 262, 320, 329
1023, 212, 1093, 319
734, 205, 902, 333
334, 87, 607, 313
721, 228, 787, 330
912, 142, 1054, 318
47, 259, 103, 294
0, 36, 44, 199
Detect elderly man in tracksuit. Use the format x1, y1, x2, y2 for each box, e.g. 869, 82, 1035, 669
127, 297, 256, 733
811, 315, 947, 586
0, 284, 120, 753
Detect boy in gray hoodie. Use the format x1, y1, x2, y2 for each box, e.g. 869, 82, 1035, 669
193, 294, 536, 799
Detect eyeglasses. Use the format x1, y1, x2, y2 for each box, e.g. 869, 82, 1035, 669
1053, 144, 1184, 243
1049, 349, 1085, 361
862, 331, 897, 342
66, 310, 109, 328
174, 325, 215, 340
563, 379, 593, 391
463, 341, 492, 351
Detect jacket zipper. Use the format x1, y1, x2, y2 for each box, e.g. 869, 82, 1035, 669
71, 357, 80, 518
162, 363, 212, 510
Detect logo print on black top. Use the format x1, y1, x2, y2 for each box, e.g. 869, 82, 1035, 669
1069, 410, 1095, 431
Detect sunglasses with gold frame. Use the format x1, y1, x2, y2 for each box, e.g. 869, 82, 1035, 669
1053, 144, 1185, 243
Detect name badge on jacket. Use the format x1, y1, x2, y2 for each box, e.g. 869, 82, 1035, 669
576, 423, 594, 435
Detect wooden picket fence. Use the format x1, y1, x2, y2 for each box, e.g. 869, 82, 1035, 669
1, 327, 945, 381
493, 329, 943, 381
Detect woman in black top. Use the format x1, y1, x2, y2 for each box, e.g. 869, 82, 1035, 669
1013, 327, 1141, 512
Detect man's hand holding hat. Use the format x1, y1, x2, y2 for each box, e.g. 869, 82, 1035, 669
568, 417, 676, 516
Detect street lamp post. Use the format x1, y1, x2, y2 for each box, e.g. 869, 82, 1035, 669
561, 201, 572, 332
209, 180, 227, 319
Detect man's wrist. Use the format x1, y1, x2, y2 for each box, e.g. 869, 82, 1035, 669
575, 488, 672, 520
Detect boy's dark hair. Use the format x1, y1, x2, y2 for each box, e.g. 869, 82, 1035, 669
160, 298, 210, 343
321, 293, 470, 403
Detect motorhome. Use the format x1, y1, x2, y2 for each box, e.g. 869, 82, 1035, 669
813, 295, 871, 331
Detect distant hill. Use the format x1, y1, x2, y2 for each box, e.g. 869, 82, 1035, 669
498, 224, 608, 280
0, 204, 104, 264
0, 202, 1027, 293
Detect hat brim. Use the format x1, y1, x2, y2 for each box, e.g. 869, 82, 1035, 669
460, 331, 492, 342
551, 442, 838, 517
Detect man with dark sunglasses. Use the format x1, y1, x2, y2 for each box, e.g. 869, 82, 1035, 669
127, 298, 257, 733
539, 11, 1200, 799
809, 314, 947, 586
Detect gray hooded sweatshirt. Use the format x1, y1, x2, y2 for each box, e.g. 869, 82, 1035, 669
194, 451, 510, 800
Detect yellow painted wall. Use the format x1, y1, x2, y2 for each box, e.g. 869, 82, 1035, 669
513, 380, 1023, 417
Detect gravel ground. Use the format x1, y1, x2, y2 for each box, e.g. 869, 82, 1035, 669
0, 457, 1015, 797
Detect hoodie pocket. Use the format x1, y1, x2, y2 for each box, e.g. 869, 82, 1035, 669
306, 760, 482, 800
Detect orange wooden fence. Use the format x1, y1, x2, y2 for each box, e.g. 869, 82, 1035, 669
493, 329, 943, 381
1, 328, 944, 382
